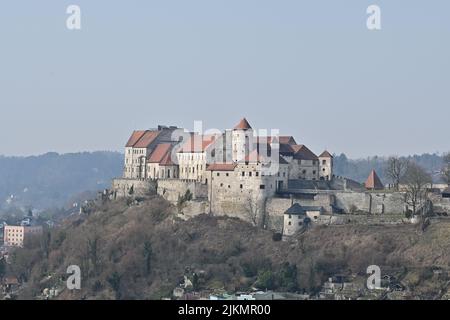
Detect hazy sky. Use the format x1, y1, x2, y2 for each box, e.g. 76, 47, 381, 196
1, 1, 449, 158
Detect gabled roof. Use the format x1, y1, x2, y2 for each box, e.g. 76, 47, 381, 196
285, 203, 305, 215
206, 163, 237, 171
159, 151, 175, 166
148, 143, 172, 163
365, 170, 384, 190
178, 134, 216, 153
134, 131, 161, 148
292, 145, 318, 161
319, 150, 333, 158
125, 130, 162, 148
233, 118, 252, 130
265, 136, 297, 145
285, 203, 324, 215
125, 130, 147, 147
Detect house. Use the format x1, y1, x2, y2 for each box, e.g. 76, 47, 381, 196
2, 276, 19, 293
283, 203, 324, 236
3, 225, 43, 247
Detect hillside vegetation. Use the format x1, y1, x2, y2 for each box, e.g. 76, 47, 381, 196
6, 196, 450, 300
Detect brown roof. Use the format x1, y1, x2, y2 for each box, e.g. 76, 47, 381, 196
265, 136, 297, 145
133, 131, 161, 148
3, 277, 19, 285
206, 163, 237, 171
292, 145, 318, 161
365, 170, 384, 190
148, 143, 172, 163
178, 134, 216, 153
159, 151, 175, 166
319, 150, 333, 158
125, 130, 146, 147
233, 118, 252, 130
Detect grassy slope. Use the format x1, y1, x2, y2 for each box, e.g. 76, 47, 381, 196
9, 196, 450, 299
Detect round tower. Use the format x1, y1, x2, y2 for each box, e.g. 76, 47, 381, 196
232, 118, 253, 162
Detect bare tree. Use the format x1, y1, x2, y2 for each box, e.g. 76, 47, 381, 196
385, 156, 409, 191
442, 152, 450, 185
402, 163, 432, 215
244, 194, 260, 227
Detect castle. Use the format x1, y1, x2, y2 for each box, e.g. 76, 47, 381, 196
122, 118, 333, 184
112, 118, 449, 232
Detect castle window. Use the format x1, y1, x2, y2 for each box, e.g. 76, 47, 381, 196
249, 172, 252, 177
217, 173, 220, 176
323, 168, 326, 172
313, 170, 316, 175
226, 173, 229, 177
256, 172, 259, 177
259, 185, 265, 189
220, 183, 223, 187
288, 221, 291, 226
302, 170, 306, 174
242, 172, 245, 176
240, 184, 243, 189
228, 185, 231, 188
283, 172, 286, 177
322, 160, 327, 165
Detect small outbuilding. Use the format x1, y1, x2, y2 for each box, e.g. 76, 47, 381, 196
283, 203, 323, 236
365, 170, 384, 190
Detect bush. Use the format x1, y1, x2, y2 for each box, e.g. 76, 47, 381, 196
272, 233, 282, 242
277, 262, 298, 291
256, 270, 275, 290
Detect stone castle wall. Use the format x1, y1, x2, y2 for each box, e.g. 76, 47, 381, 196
157, 179, 208, 202
112, 178, 156, 198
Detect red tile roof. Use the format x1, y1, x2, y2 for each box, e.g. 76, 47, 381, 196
319, 150, 333, 158
178, 134, 216, 153
233, 118, 252, 130
148, 143, 172, 163
159, 151, 175, 166
266, 136, 297, 145
365, 170, 384, 190
292, 145, 318, 161
125, 130, 162, 148
133, 131, 161, 148
206, 163, 237, 171
125, 130, 146, 147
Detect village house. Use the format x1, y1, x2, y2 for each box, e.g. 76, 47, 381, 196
3, 225, 43, 247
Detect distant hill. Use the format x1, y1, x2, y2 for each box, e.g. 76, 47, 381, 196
333, 153, 446, 184
0, 152, 123, 211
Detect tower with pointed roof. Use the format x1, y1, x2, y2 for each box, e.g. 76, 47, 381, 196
365, 170, 384, 190
319, 150, 333, 181
231, 118, 254, 162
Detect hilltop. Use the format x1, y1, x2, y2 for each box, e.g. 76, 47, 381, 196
5, 195, 450, 300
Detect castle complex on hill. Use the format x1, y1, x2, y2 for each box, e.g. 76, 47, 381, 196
112, 118, 450, 233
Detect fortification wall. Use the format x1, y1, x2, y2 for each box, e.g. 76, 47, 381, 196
177, 200, 210, 220
334, 191, 405, 214
157, 179, 208, 202
112, 178, 156, 197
